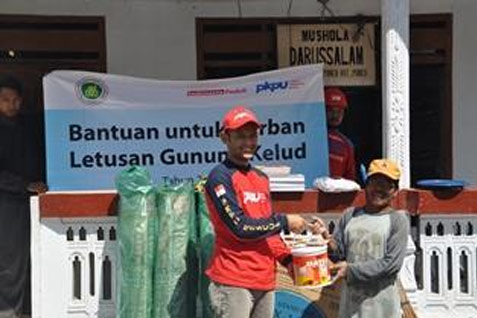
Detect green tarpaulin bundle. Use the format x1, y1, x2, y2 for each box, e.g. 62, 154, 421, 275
196, 187, 215, 318
116, 167, 216, 318
116, 166, 158, 318
153, 182, 198, 318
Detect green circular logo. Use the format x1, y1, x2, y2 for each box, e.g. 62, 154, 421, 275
76, 78, 108, 104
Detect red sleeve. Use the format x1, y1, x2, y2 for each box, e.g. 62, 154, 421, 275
205, 166, 288, 240
344, 142, 357, 181
266, 234, 292, 266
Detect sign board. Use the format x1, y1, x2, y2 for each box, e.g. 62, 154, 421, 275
44, 65, 329, 190
277, 23, 376, 86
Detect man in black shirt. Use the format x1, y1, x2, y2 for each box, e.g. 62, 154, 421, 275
0, 75, 47, 318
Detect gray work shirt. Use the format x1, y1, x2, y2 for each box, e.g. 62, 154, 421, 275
330, 207, 410, 318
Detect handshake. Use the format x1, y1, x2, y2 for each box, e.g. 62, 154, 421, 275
285, 214, 331, 239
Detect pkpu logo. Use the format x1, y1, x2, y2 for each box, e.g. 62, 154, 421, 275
76, 78, 108, 104
255, 79, 304, 94
256, 80, 288, 94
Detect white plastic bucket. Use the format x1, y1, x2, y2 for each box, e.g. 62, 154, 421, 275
291, 245, 331, 287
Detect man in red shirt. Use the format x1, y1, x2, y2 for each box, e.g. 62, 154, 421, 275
325, 87, 356, 180
205, 106, 316, 318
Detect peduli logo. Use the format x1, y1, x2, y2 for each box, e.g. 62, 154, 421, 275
76, 78, 108, 104
187, 87, 247, 97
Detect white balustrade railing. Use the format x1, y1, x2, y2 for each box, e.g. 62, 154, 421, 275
31, 196, 477, 318
416, 214, 477, 318
31, 197, 117, 318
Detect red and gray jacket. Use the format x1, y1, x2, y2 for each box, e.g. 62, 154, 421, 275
328, 128, 356, 180
205, 158, 291, 290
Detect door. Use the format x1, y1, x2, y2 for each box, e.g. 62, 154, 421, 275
0, 14, 106, 315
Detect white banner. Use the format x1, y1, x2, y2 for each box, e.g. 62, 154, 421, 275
44, 65, 329, 190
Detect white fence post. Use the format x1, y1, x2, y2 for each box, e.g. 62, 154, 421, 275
418, 214, 477, 318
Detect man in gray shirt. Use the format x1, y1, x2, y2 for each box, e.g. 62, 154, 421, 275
317, 158, 409, 318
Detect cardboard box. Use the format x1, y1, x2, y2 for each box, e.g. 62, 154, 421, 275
275, 264, 341, 318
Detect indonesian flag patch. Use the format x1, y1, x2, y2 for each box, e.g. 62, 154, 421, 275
214, 184, 226, 197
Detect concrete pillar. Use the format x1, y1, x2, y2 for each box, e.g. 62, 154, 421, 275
381, 0, 410, 188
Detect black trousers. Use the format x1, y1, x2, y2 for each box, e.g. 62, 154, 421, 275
0, 195, 29, 318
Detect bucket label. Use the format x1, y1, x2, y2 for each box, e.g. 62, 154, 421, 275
293, 252, 330, 287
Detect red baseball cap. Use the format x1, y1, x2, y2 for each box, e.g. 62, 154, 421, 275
325, 87, 348, 109
221, 106, 261, 131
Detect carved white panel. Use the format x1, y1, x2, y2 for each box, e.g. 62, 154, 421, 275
381, 0, 410, 188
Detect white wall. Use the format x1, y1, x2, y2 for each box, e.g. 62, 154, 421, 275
1, 0, 476, 184
0, 0, 451, 80
452, 0, 477, 184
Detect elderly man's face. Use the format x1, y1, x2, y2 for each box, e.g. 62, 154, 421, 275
0, 87, 22, 118
365, 174, 398, 211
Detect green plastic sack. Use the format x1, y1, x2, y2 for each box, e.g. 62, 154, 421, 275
116, 166, 158, 318
153, 182, 197, 318
196, 186, 215, 318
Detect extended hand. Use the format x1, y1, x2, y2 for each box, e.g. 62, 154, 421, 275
307, 217, 331, 239
330, 261, 348, 279
285, 214, 307, 234
27, 182, 48, 194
